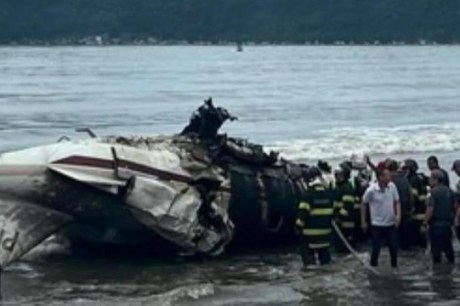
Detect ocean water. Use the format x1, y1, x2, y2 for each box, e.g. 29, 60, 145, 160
1, 46, 460, 305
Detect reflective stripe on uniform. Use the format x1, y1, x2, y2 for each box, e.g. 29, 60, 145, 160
354, 204, 361, 209
310, 208, 334, 216
299, 202, 311, 210
334, 201, 343, 209
411, 188, 419, 196
418, 195, 427, 201
342, 195, 355, 203
412, 214, 425, 221
341, 221, 355, 228
339, 208, 348, 217
302, 228, 332, 236
309, 242, 330, 249
296, 219, 305, 227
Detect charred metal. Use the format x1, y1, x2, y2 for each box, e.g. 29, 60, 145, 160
0, 98, 305, 268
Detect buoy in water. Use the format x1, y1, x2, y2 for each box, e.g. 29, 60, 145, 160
237, 42, 243, 52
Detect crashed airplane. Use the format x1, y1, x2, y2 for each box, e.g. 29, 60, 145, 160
0, 98, 305, 268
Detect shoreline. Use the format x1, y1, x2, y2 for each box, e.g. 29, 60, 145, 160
1, 37, 459, 47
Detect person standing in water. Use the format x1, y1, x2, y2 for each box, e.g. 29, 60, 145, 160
403, 159, 429, 248
422, 170, 459, 264
333, 164, 356, 252
296, 167, 346, 267
387, 159, 413, 250
353, 166, 373, 244
451, 160, 460, 243
361, 168, 401, 268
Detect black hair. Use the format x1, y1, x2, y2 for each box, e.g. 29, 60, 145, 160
386, 159, 398, 172
307, 166, 322, 180
317, 160, 331, 173
427, 155, 439, 164
403, 159, 418, 172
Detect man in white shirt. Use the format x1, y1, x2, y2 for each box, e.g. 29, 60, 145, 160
361, 168, 401, 268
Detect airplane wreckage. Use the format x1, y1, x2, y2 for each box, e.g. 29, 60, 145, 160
0, 99, 307, 269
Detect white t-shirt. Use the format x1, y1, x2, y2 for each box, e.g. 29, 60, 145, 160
362, 182, 400, 226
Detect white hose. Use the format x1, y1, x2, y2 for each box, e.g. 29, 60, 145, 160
332, 220, 381, 276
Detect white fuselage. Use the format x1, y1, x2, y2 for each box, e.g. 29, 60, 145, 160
0, 137, 233, 256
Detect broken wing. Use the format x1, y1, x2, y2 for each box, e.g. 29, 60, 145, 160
0, 197, 72, 268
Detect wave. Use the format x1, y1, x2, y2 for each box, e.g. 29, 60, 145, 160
266, 123, 460, 161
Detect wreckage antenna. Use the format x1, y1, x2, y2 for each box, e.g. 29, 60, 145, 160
75, 127, 97, 138
204, 97, 213, 107
57, 136, 71, 142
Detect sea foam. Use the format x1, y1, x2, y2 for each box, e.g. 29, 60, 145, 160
267, 123, 460, 161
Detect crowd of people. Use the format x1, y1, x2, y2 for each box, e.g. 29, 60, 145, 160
296, 155, 460, 269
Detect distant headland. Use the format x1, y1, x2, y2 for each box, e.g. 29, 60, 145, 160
2, 0, 460, 45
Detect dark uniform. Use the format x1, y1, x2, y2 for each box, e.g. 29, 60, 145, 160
408, 172, 429, 248
334, 180, 356, 252
427, 184, 457, 264
391, 169, 413, 250
297, 176, 344, 266
353, 169, 372, 244
403, 159, 429, 249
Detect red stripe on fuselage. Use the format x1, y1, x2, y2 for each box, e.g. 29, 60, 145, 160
52, 156, 192, 184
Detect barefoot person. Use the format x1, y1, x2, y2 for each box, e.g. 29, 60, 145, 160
361, 168, 401, 268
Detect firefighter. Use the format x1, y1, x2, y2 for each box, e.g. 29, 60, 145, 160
353, 168, 372, 244
296, 166, 346, 267
403, 159, 429, 248
333, 164, 356, 252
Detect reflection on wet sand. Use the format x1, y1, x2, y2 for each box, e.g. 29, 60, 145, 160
0, 248, 460, 305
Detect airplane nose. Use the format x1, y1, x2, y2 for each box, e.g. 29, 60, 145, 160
0, 147, 49, 198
